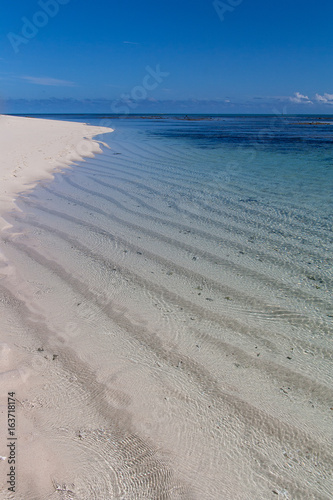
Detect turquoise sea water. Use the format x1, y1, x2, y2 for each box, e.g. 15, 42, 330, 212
30, 113, 333, 210
3, 115, 333, 499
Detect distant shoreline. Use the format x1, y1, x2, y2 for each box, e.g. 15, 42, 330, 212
6, 113, 333, 119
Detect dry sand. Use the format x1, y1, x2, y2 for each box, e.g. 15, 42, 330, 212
0, 115, 332, 499
0, 115, 113, 498
0, 115, 113, 231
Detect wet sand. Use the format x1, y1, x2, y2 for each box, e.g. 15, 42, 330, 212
0, 117, 332, 499
0, 115, 113, 230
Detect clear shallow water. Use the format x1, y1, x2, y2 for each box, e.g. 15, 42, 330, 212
1, 115, 333, 499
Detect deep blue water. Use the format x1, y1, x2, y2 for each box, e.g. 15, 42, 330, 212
19, 114, 333, 215
5, 113, 332, 499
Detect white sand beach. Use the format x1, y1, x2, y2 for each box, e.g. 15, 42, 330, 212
0, 115, 113, 230
0, 116, 113, 498
0, 115, 332, 500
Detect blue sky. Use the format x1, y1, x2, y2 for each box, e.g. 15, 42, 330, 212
1, 0, 333, 113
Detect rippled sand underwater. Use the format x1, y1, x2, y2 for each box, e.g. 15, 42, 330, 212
0, 116, 332, 499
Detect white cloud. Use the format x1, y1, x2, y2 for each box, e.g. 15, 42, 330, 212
21, 76, 76, 87
289, 92, 313, 104
315, 93, 333, 104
